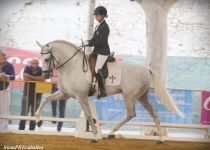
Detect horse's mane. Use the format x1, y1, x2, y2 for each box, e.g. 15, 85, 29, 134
48, 40, 80, 50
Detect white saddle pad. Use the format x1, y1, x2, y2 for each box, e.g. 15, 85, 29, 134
85, 61, 121, 86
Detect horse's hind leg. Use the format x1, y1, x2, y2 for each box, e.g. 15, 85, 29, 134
108, 95, 136, 138
139, 91, 164, 144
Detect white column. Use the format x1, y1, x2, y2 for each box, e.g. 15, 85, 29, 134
137, 0, 178, 82
87, 0, 96, 53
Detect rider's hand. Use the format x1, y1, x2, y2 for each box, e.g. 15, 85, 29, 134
84, 40, 89, 46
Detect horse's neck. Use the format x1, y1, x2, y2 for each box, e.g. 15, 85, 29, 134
53, 43, 82, 67
54, 45, 84, 79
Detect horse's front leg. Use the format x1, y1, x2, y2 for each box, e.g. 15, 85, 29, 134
78, 97, 98, 143
35, 90, 67, 120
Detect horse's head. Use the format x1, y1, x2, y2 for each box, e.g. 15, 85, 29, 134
36, 41, 57, 79
36, 40, 86, 79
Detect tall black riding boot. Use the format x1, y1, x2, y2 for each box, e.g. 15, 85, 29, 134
97, 69, 106, 99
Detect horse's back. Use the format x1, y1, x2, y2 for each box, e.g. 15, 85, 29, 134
120, 61, 151, 91
120, 61, 150, 76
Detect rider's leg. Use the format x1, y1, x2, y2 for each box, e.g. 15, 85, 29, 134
97, 69, 106, 98
88, 53, 97, 96
95, 54, 108, 98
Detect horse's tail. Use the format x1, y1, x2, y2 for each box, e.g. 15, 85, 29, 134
149, 68, 184, 117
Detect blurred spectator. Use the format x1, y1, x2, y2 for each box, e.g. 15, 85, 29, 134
0, 50, 15, 130
19, 58, 45, 130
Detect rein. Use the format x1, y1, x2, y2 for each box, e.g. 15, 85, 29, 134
56, 48, 81, 69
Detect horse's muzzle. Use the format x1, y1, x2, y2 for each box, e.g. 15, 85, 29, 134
42, 71, 51, 79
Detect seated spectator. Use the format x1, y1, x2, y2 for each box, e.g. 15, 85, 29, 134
0, 50, 15, 131
18, 58, 45, 130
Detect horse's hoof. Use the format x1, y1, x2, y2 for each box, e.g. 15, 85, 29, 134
37, 120, 43, 127
90, 139, 98, 143
108, 134, 115, 139
156, 140, 164, 144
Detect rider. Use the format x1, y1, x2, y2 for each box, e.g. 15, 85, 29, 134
85, 6, 110, 98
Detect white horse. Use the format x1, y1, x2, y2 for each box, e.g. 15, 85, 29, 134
35, 40, 183, 143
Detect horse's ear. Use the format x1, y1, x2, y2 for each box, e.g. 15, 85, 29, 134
36, 41, 43, 48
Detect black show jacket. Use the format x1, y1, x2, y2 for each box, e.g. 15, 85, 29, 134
88, 20, 110, 55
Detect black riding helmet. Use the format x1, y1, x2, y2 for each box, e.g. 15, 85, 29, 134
93, 6, 107, 17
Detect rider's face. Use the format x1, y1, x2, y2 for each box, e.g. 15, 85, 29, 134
95, 15, 103, 22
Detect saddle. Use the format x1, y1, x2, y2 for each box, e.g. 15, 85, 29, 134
88, 52, 116, 96
89, 52, 116, 79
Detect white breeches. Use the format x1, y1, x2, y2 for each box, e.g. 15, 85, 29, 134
0, 89, 10, 131
95, 54, 108, 73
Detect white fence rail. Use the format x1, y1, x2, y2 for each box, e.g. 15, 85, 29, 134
1, 115, 210, 142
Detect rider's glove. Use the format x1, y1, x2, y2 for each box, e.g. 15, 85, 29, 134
84, 40, 89, 46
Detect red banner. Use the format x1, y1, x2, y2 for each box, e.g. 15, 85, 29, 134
201, 91, 210, 125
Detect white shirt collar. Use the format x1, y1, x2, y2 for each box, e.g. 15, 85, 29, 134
95, 19, 105, 31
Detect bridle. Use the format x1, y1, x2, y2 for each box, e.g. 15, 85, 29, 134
40, 42, 88, 76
